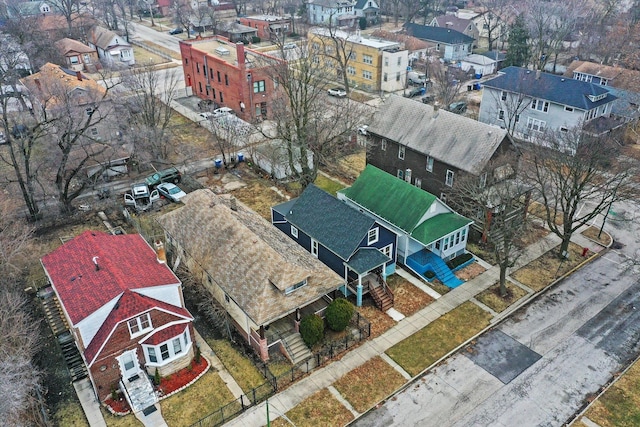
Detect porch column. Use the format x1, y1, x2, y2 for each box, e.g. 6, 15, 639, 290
356, 276, 363, 307
294, 308, 301, 333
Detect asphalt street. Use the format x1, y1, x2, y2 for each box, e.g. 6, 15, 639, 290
354, 201, 640, 427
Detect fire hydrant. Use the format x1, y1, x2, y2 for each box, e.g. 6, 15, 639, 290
582, 247, 589, 257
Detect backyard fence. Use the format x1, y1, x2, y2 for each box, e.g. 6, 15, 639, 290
188, 312, 371, 427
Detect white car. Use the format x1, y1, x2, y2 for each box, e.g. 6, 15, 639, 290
357, 125, 369, 135
157, 183, 187, 203
328, 87, 347, 98
212, 107, 234, 118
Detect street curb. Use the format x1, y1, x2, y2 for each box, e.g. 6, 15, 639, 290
348, 243, 609, 426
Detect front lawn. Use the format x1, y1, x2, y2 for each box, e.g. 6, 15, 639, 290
386, 302, 492, 376
475, 281, 529, 313
386, 274, 433, 316
333, 356, 406, 413
270, 388, 354, 427
582, 359, 640, 427
314, 173, 346, 196
205, 338, 266, 393
357, 303, 396, 338
161, 370, 241, 427
511, 242, 590, 292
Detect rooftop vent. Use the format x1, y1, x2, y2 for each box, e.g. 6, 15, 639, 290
215, 46, 230, 56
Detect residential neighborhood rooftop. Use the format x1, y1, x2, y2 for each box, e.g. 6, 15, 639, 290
404, 23, 475, 44
482, 66, 617, 110
310, 27, 402, 49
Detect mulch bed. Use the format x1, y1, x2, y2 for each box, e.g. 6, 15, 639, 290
158, 356, 209, 396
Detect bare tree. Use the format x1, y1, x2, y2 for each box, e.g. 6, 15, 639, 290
47, 0, 78, 30
122, 63, 180, 162
191, 3, 217, 37
525, 126, 638, 256
208, 115, 251, 167
477, 0, 510, 51
428, 60, 466, 108
451, 155, 532, 296
309, 26, 356, 94
171, 0, 193, 37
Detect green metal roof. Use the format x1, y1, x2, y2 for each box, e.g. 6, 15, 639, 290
338, 165, 437, 233
411, 213, 473, 246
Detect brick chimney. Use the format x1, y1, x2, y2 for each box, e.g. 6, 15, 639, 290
432, 103, 440, 119
76, 71, 82, 81
236, 42, 245, 68
154, 240, 167, 264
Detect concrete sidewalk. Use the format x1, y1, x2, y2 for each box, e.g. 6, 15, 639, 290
227, 227, 607, 426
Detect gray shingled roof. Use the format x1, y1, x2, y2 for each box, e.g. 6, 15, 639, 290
282, 185, 376, 261
157, 189, 343, 326
368, 95, 508, 175
89, 26, 129, 50
482, 66, 617, 110
347, 247, 390, 275
404, 23, 474, 45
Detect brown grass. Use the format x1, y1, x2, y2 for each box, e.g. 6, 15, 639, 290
131, 45, 170, 66
519, 223, 550, 246
205, 339, 266, 393
161, 370, 241, 427
427, 278, 450, 295
475, 281, 529, 313
335, 150, 366, 183
386, 302, 492, 376
102, 408, 141, 427
581, 226, 612, 246
333, 357, 406, 413
584, 359, 640, 427
528, 200, 563, 226
511, 242, 591, 292
230, 181, 288, 221
357, 304, 396, 338
466, 242, 497, 265
270, 388, 354, 427
52, 401, 90, 427
387, 274, 433, 316
454, 262, 486, 282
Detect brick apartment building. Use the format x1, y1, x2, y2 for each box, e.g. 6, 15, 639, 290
179, 36, 284, 122
239, 15, 292, 40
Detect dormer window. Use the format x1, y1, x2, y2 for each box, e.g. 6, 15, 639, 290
128, 313, 152, 337
588, 93, 607, 102
285, 279, 307, 294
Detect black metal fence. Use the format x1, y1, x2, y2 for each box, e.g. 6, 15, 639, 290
188, 312, 371, 427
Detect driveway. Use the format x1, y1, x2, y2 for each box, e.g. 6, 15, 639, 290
355, 235, 640, 426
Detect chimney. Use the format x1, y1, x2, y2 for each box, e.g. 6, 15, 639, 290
236, 42, 245, 68
154, 240, 167, 264
92, 256, 100, 271
230, 197, 238, 211
76, 71, 82, 81
535, 69, 540, 80
34, 78, 41, 90
433, 103, 440, 118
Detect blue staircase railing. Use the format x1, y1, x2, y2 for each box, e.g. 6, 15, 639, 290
406, 250, 463, 288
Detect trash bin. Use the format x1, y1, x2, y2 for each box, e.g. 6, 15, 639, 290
473, 82, 482, 90
467, 84, 472, 91
237, 153, 244, 162
214, 159, 223, 168
474, 72, 483, 79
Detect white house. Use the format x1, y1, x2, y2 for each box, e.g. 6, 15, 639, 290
460, 53, 497, 76
307, 0, 357, 27
88, 26, 135, 67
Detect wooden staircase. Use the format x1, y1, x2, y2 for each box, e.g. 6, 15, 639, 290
39, 287, 88, 382
368, 275, 394, 312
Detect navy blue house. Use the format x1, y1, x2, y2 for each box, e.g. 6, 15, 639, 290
271, 185, 397, 306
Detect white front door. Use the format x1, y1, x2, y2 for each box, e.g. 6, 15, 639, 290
117, 349, 140, 381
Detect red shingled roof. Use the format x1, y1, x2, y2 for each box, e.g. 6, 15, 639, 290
140, 324, 190, 346
41, 230, 181, 324
84, 289, 192, 366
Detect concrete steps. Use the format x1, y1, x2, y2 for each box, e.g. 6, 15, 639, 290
282, 333, 312, 365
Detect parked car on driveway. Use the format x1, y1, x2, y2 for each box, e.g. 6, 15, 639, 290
448, 101, 468, 114
407, 71, 427, 85
328, 87, 347, 98
145, 167, 182, 188
404, 87, 426, 98
157, 183, 187, 203
212, 107, 234, 118
169, 28, 184, 35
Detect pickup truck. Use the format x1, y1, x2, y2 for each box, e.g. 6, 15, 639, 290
124, 183, 159, 211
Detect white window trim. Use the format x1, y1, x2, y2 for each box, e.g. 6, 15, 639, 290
380, 243, 393, 260
381, 139, 387, 150
311, 239, 318, 257
142, 326, 192, 368
291, 225, 298, 238
398, 145, 405, 160
128, 313, 153, 338
368, 227, 379, 245
426, 155, 434, 172
445, 170, 454, 187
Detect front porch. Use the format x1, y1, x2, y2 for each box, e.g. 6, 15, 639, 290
120, 373, 158, 414
406, 249, 463, 288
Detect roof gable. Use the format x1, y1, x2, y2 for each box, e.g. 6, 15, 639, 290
281, 185, 376, 260
83, 290, 192, 365
368, 95, 509, 175
338, 165, 436, 233
404, 23, 474, 44
90, 25, 129, 50
433, 15, 472, 34
482, 66, 616, 110
156, 190, 343, 326
54, 38, 94, 56
41, 231, 181, 324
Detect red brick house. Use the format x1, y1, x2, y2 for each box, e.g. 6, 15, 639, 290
239, 15, 292, 40
41, 231, 194, 412
179, 36, 284, 122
